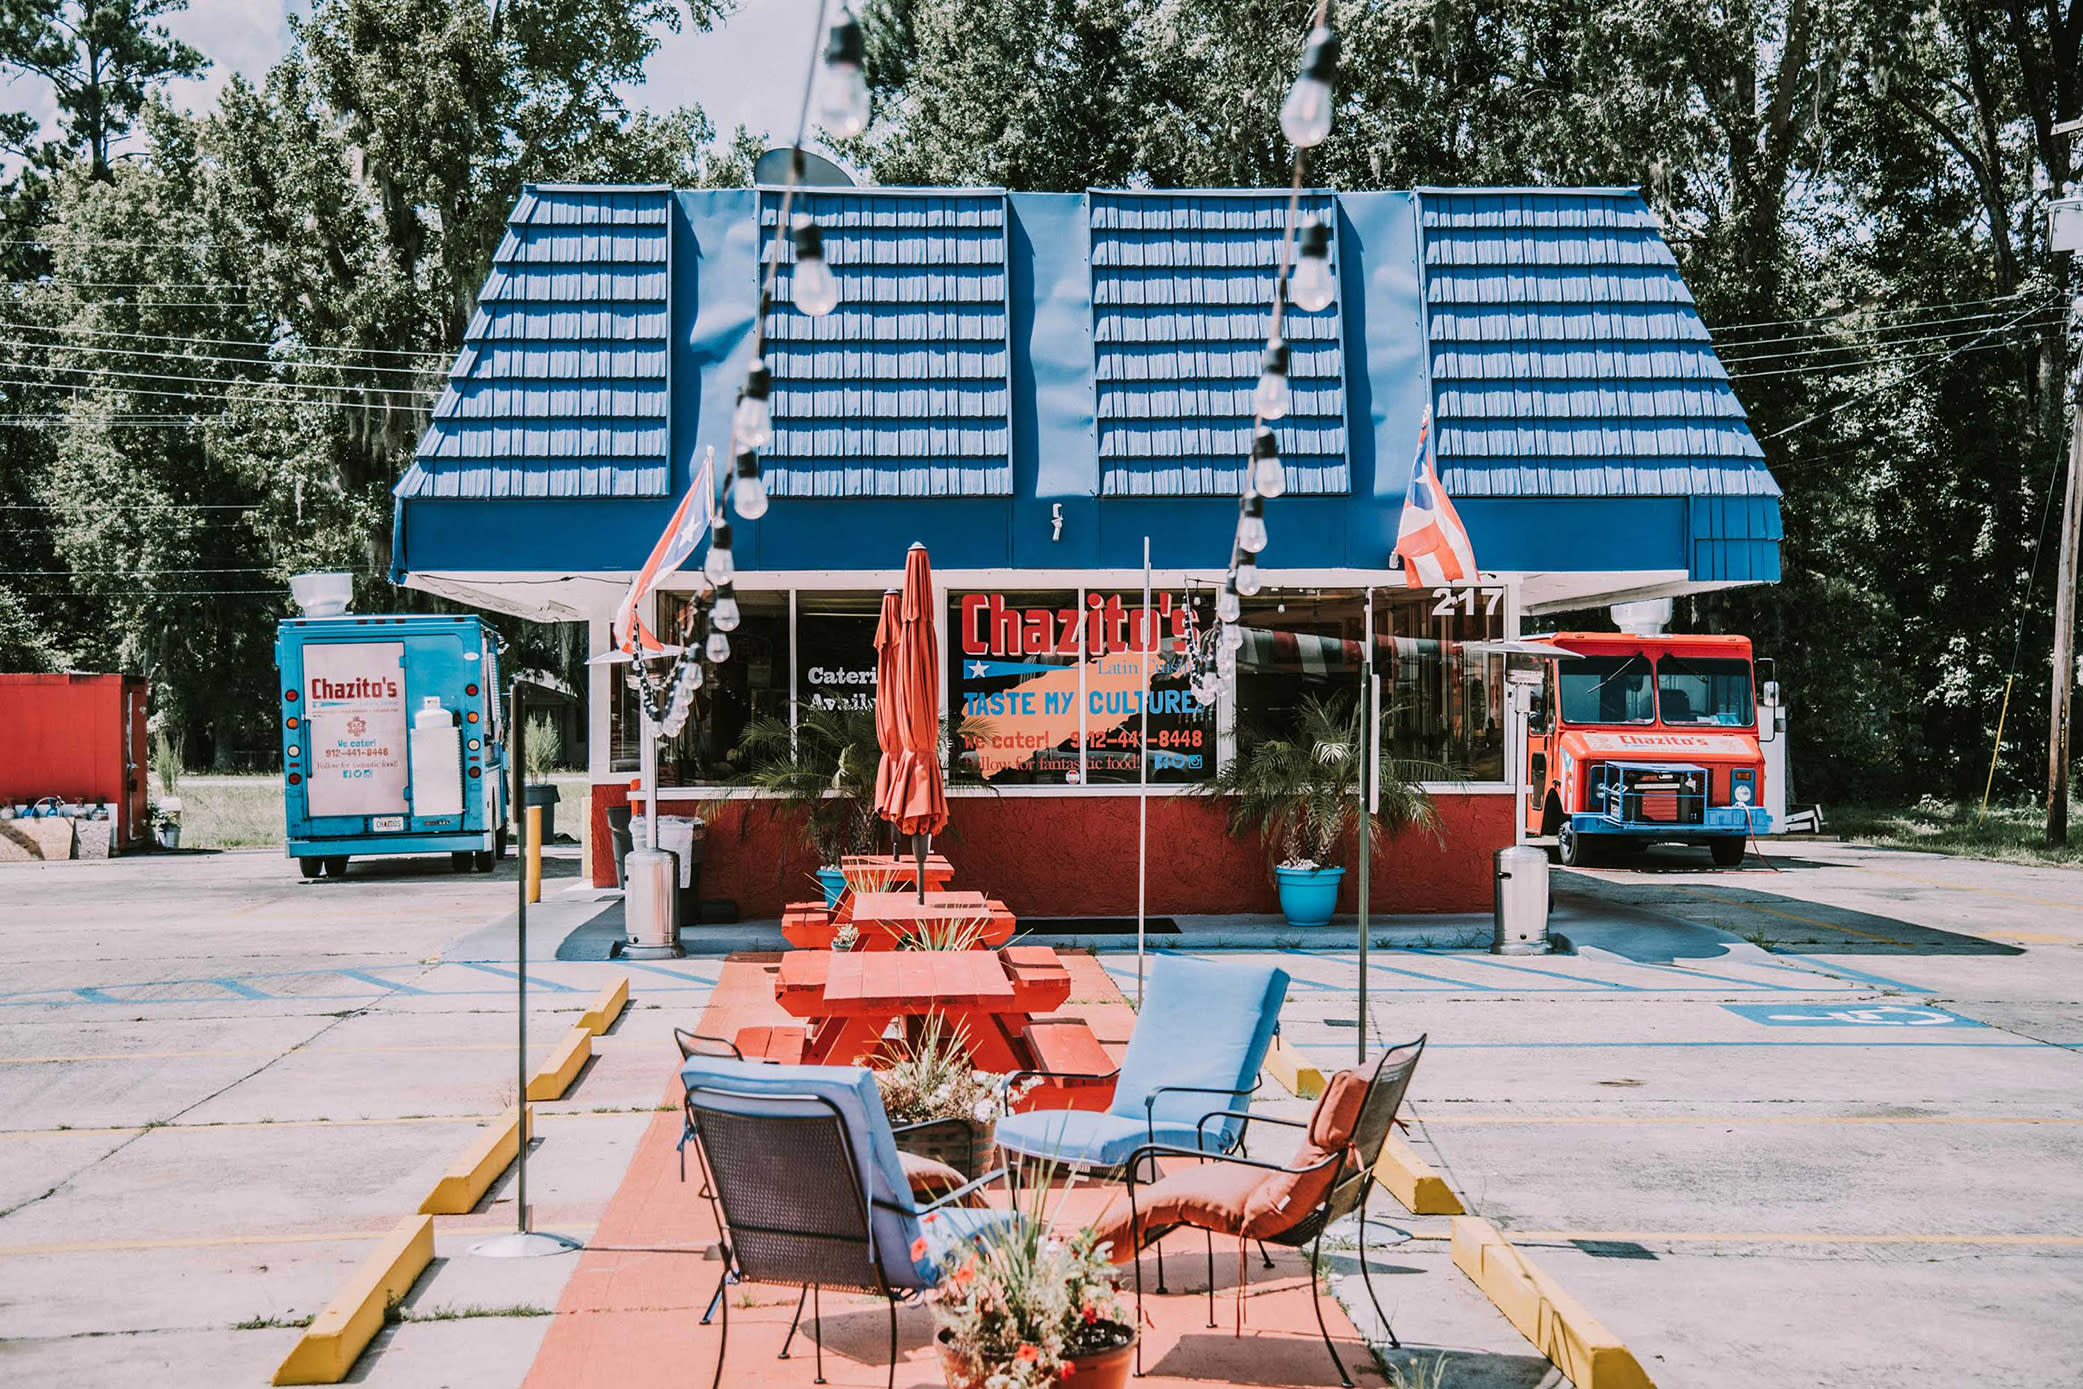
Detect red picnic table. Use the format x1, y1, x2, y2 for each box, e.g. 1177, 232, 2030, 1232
782, 890, 1016, 951
841, 852, 955, 895
737, 946, 1073, 1070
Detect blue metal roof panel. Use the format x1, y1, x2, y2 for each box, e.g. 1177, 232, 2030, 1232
1091, 191, 1348, 497
1418, 188, 1777, 501
757, 189, 1012, 498
399, 185, 673, 501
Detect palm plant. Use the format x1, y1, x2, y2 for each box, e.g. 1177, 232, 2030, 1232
733, 705, 884, 867
1208, 693, 1444, 868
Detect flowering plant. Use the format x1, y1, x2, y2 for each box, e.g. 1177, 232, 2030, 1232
917, 1174, 1132, 1389
875, 1013, 1037, 1127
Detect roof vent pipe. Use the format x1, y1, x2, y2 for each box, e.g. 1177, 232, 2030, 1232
289, 572, 354, 618
1610, 598, 1672, 636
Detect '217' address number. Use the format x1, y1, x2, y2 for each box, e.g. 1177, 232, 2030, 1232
1430, 587, 1503, 618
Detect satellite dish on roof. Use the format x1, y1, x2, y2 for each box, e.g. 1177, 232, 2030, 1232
755, 146, 859, 188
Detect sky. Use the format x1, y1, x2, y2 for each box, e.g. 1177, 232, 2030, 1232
2, 0, 819, 153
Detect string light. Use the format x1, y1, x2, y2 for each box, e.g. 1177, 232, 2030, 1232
706, 627, 732, 663
704, 516, 735, 585
1235, 550, 1262, 596
710, 581, 742, 632
1217, 579, 1242, 625
791, 215, 840, 317
1279, 25, 1338, 149
817, 6, 871, 138
1251, 425, 1286, 498
1253, 338, 1292, 419
733, 360, 774, 448
1237, 489, 1268, 553
1290, 218, 1335, 312
731, 447, 769, 519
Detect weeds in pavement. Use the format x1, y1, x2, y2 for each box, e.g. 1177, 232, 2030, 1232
233, 1314, 314, 1330
389, 1303, 552, 1323
1378, 1353, 1449, 1389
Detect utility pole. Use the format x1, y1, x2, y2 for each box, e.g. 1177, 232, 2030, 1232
2048, 122, 2083, 847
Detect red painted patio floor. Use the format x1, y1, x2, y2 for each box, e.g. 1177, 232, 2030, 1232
523, 952, 1385, 1388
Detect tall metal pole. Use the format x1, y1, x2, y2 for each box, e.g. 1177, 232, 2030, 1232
2050, 421, 2082, 846
1357, 588, 1373, 1064
472, 682, 580, 1258
1137, 537, 1151, 1008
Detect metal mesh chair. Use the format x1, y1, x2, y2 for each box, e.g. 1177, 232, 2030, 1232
1116, 1036, 1428, 1385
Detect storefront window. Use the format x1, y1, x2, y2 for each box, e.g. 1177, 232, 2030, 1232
949, 588, 1216, 787
796, 592, 883, 717
1234, 586, 1506, 783
606, 591, 789, 783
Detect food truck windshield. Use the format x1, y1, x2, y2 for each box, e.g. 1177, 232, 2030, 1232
1655, 655, 1755, 727
1558, 655, 1654, 725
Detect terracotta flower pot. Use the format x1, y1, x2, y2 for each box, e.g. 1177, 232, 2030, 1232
936, 1327, 1137, 1389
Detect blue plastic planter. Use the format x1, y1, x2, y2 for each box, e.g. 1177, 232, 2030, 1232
816, 866, 846, 908
1274, 865, 1345, 928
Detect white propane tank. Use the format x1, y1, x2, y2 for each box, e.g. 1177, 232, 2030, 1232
407, 696, 465, 818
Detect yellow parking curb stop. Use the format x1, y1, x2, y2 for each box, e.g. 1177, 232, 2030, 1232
526, 1024, 592, 1101
1451, 1215, 1655, 1389
1374, 1131, 1465, 1215
271, 1214, 434, 1385
578, 976, 630, 1036
1263, 1035, 1325, 1099
418, 1108, 524, 1216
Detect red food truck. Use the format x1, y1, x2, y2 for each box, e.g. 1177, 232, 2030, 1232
1522, 632, 1780, 867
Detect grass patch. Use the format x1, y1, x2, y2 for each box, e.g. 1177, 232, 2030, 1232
385, 1302, 553, 1324
180, 776, 286, 849
233, 1313, 314, 1330
1833, 798, 2083, 869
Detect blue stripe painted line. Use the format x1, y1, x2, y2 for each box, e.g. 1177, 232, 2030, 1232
619, 961, 720, 984
334, 969, 429, 996
1757, 955, 1933, 994
210, 978, 273, 1000
1366, 964, 1507, 991
73, 987, 119, 1003
449, 961, 579, 992
1614, 959, 1810, 993
1285, 1038, 2047, 1051
1406, 949, 1640, 991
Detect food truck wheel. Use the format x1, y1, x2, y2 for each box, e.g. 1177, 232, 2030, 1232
1710, 837, 1748, 868
451, 851, 474, 873
1555, 824, 1584, 867
298, 858, 323, 880
472, 849, 495, 873
322, 856, 349, 878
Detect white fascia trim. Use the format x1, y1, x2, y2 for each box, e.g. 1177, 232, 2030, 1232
584, 779, 1511, 797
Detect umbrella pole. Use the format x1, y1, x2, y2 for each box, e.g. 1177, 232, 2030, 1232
913, 831, 926, 903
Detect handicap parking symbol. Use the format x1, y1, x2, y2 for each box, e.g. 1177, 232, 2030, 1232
1723, 1003, 1981, 1028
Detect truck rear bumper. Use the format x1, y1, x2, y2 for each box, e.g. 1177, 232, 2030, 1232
287, 833, 494, 858
1571, 808, 1771, 838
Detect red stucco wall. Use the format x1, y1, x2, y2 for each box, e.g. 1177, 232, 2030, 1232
590, 785, 1511, 917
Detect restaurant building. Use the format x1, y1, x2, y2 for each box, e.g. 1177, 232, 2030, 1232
390, 183, 1780, 916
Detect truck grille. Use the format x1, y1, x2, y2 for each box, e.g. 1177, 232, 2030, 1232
1591, 764, 1706, 826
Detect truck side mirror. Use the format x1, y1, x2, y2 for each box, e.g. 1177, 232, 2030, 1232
1758, 681, 1781, 743
1762, 679, 1781, 707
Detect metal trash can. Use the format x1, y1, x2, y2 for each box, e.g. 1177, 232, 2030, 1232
606, 805, 634, 888
1492, 845, 1550, 955
631, 815, 705, 927
621, 847, 683, 959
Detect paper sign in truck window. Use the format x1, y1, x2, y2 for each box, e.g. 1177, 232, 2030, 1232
304, 642, 409, 818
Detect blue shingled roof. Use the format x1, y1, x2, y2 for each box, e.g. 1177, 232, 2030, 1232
1418, 189, 1776, 499
398, 185, 671, 500
1091, 192, 1347, 497
758, 190, 1011, 498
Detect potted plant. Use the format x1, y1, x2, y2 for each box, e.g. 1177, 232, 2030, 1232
1207, 693, 1442, 928
522, 713, 563, 842
735, 707, 886, 905
876, 1013, 1037, 1179
920, 1178, 1136, 1389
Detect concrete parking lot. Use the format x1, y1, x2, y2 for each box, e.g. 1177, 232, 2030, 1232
0, 837, 2077, 1387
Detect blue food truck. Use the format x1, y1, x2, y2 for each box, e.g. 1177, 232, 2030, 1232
275, 608, 508, 877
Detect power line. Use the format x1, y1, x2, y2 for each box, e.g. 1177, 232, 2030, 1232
0, 502, 260, 511
1760, 305, 2048, 439
1715, 302, 2062, 355
0, 335, 438, 378
2, 354, 439, 400
1715, 312, 2062, 369
1727, 330, 2037, 382
1706, 290, 2040, 336
0, 372, 437, 415
0, 318, 452, 360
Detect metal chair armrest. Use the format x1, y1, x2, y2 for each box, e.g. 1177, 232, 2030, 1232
1121, 1143, 1341, 1186
1195, 1108, 1305, 1149
1144, 1079, 1265, 1150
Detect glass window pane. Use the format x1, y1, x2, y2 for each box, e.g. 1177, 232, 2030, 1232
796, 591, 884, 718
1373, 588, 1505, 782
643, 590, 789, 785
950, 590, 1085, 785
1557, 655, 1655, 726
1656, 657, 1754, 727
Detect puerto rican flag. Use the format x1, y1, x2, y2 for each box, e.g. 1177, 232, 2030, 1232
1394, 406, 1477, 587
611, 448, 715, 655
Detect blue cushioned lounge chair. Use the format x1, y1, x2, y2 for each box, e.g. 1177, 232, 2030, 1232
680, 1055, 1016, 1389
995, 954, 1290, 1173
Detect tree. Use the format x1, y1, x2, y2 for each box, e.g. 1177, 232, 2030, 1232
0, 0, 205, 180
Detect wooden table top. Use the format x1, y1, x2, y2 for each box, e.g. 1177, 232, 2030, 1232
847, 890, 994, 924
774, 946, 1068, 1015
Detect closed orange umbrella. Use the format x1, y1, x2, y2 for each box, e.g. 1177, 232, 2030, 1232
871, 588, 903, 850
877, 543, 947, 895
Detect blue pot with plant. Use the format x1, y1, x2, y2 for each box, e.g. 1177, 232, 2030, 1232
815, 865, 847, 907
1203, 694, 1444, 930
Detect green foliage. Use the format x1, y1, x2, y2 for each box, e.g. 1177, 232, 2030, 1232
523, 713, 562, 780
734, 705, 887, 867
1207, 694, 1442, 870
0, 0, 206, 179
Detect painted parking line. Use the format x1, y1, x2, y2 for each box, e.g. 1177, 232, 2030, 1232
1754, 955, 1933, 994
1288, 1038, 2044, 1051
1407, 948, 1639, 990
1504, 1228, 2083, 1248
209, 977, 274, 1000
0, 1221, 602, 1258
448, 960, 580, 992
1724, 1002, 1981, 1028
334, 968, 429, 995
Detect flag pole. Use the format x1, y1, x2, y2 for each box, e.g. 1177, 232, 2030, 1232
1137, 536, 1151, 1008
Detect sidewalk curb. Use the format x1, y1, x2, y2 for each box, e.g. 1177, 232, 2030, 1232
526, 1025, 592, 1101
1373, 1133, 1465, 1216
418, 1108, 524, 1216
1451, 1215, 1656, 1389
270, 1214, 433, 1385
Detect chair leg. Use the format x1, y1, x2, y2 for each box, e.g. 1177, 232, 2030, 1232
1155, 1235, 1167, 1294
812, 1283, 826, 1385
700, 1267, 731, 1326
1308, 1228, 1354, 1389
886, 1293, 899, 1389
779, 1283, 809, 1359
709, 1264, 730, 1389
1257, 1239, 1275, 1270
1357, 1187, 1400, 1351
1204, 1228, 1217, 1328
1131, 1240, 1145, 1377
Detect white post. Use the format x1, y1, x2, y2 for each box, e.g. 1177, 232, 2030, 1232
1137, 536, 1151, 1008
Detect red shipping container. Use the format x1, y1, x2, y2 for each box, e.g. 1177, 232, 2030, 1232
0, 673, 152, 850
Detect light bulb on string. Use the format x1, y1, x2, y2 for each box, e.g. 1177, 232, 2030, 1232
1290, 218, 1335, 313
1217, 583, 1241, 624
681, 659, 705, 692
791, 215, 840, 317
706, 630, 732, 663
733, 360, 773, 449
1222, 623, 1245, 654
704, 518, 734, 585
711, 582, 741, 632
1217, 642, 1237, 678
1254, 338, 1292, 420
1237, 490, 1268, 554
1251, 426, 1286, 499
1236, 553, 1263, 596
817, 7, 871, 138
731, 449, 769, 519
1279, 25, 1338, 148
